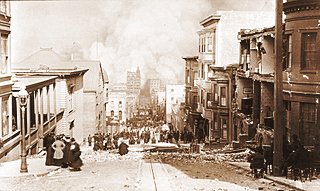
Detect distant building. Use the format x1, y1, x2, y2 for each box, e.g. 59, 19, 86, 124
126, 67, 141, 96
106, 83, 127, 128
147, 79, 161, 104
182, 56, 199, 134
165, 85, 185, 124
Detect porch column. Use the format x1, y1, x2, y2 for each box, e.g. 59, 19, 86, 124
38, 88, 44, 149
47, 86, 50, 130
8, 95, 13, 134
0, 97, 2, 138
16, 97, 21, 132
53, 84, 57, 130
34, 91, 39, 153
27, 96, 31, 156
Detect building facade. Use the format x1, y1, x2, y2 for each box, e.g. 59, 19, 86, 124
12, 48, 91, 142
0, 0, 13, 161
183, 56, 200, 135
126, 67, 141, 96
106, 83, 127, 127
165, 84, 185, 124
147, 79, 161, 105
236, 27, 275, 146
282, 0, 320, 146
70, 60, 108, 137
194, 11, 275, 143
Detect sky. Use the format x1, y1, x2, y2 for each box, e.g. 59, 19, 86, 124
11, 0, 274, 85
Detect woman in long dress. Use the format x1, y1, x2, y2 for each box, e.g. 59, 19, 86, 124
69, 138, 83, 171
45, 132, 55, 166
52, 136, 65, 166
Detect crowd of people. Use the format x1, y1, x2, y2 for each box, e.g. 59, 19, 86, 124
44, 133, 83, 171
248, 134, 320, 180
86, 127, 195, 151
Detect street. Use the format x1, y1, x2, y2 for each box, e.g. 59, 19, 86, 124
0, 144, 297, 191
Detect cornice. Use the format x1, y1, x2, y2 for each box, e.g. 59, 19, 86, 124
284, 0, 320, 14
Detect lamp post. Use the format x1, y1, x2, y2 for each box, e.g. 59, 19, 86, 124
18, 86, 29, 173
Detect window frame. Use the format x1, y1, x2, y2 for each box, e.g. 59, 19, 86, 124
300, 31, 319, 71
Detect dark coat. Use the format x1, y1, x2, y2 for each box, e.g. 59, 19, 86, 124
45, 135, 55, 166
69, 142, 83, 169
62, 141, 71, 166
119, 142, 129, 156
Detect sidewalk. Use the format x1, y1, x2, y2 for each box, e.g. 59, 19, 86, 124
0, 155, 59, 178
229, 161, 320, 191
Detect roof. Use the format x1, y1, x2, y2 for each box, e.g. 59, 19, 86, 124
70, 60, 105, 91
12, 76, 57, 93
13, 48, 70, 69
101, 67, 109, 83
182, 56, 198, 60
238, 26, 275, 40
200, 14, 221, 27
12, 68, 88, 77
13, 48, 108, 92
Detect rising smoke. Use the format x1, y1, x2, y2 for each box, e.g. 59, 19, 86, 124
11, 0, 274, 85
88, 0, 214, 85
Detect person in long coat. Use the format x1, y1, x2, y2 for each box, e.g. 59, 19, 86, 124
52, 136, 65, 166
45, 132, 55, 166
61, 135, 71, 168
69, 138, 83, 171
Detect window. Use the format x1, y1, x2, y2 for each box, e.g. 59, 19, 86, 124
68, 86, 75, 112
192, 95, 197, 111
301, 32, 318, 70
0, 1, 8, 15
1, 97, 9, 136
220, 118, 228, 139
111, 110, 114, 117
0, 34, 8, 74
213, 84, 218, 102
300, 103, 316, 146
220, 87, 227, 106
207, 33, 213, 52
287, 34, 292, 69
202, 36, 206, 52
207, 93, 213, 108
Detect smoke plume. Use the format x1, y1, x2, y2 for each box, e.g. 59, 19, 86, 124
11, 0, 274, 85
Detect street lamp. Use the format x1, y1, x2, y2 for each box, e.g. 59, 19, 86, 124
18, 86, 29, 173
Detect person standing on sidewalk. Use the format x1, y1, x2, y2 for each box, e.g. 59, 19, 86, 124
61, 135, 71, 168
88, 134, 92, 146
45, 132, 55, 166
52, 135, 65, 166
69, 138, 83, 171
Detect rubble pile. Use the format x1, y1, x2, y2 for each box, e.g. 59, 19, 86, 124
81, 146, 144, 163
144, 146, 251, 163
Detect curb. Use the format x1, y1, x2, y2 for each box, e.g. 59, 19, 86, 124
227, 162, 305, 191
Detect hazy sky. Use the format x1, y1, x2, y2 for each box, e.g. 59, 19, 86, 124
11, 0, 274, 85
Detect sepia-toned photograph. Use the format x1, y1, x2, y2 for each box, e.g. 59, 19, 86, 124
0, 0, 320, 190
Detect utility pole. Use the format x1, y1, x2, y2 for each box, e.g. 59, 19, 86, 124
273, 0, 284, 176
